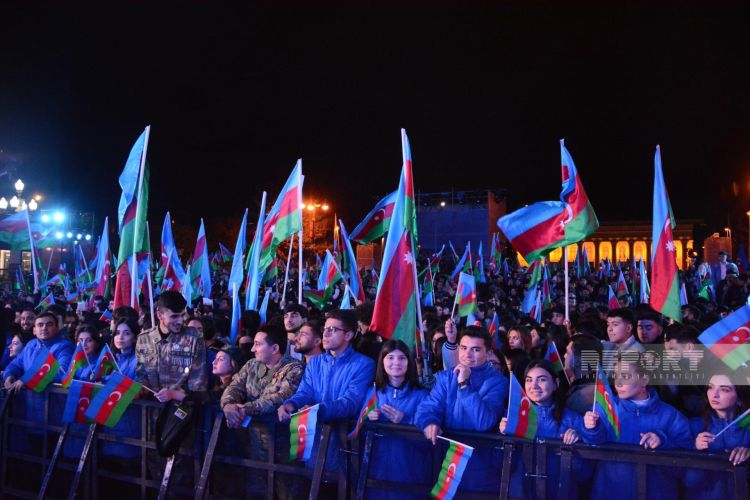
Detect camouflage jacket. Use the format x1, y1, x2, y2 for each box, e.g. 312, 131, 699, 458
220, 356, 304, 416
135, 326, 208, 392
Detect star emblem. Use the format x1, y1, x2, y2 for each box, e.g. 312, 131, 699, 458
665, 241, 675, 252
374, 215, 380, 221
403, 252, 414, 265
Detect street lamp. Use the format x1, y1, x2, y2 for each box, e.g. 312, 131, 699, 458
303, 200, 332, 253
725, 227, 733, 255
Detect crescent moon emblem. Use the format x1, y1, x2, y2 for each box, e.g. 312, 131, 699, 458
734, 326, 750, 343
107, 391, 122, 406
79, 397, 90, 411
447, 463, 457, 478
562, 204, 574, 225
38, 363, 51, 377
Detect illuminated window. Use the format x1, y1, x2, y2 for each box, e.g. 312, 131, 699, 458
517, 251, 529, 268
687, 240, 694, 251
566, 244, 578, 263
599, 242, 613, 262
674, 240, 684, 270
615, 241, 630, 262
633, 241, 647, 263
549, 247, 563, 263
582, 242, 595, 262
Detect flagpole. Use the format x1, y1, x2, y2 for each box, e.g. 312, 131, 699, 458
298, 172, 305, 305
436, 434, 474, 449
713, 407, 750, 439
145, 223, 156, 327
130, 125, 150, 308
25, 209, 39, 293
46, 247, 54, 284
289, 403, 320, 418
281, 235, 294, 307
564, 246, 570, 321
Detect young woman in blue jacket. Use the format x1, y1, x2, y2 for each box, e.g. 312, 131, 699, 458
591, 358, 692, 500
686, 368, 750, 499
499, 360, 602, 499
99, 318, 141, 468
366, 339, 430, 499
63, 324, 103, 458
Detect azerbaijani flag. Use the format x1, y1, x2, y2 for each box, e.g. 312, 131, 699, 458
20, 346, 60, 392
0, 211, 31, 250
607, 285, 619, 310
370, 129, 420, 350
505, 372, 538, 440
289, 404, 319, 462
92, 344, 118, 381
259, 160, 303, 274
99, 310, 112, 322
454, 272, 478, 318
62, 380, 101, 424
303, 250, 343, 310
339, 219, 365, 302
228, 209, 249, 344
84, 372, 141, 427
649, 146, 681, 323
430, 438, 474, 500
698, 304, 750, 370
189, 219, 212, 298
497, 140, 598, 264
489, 311, 502, 351
449, 242, 472, 283
616, 270, 629, 299
61, 342, 88, 389
475, 241, 486, 284
594, 365, 620, 439
490, 232, 503, 268
422, 265, 435, 308
245, 195, 267, 311
93, 217, 112, 300
347, 384, 377, 440
36, 292, 55, 311
544, 342, 565, 377
639, 258, 651, 304
349, 191, 397, 244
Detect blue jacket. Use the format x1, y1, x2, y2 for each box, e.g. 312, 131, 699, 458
72, 353, 99, 382
508, 404, 604, 499
5, 336, 74, 430
591, 388, 692, 500
368, 384, 430, 500
284, 344, 375, 471
685, 414, 750, 500
100, 348, 141, 458
414, 362, 508, 493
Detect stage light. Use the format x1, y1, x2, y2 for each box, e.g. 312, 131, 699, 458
85, 234, 91, 241
53, 212, 65, 222
41, 214, 50, 223
66, 232, 73, 239
76, 234, 82, 240
56, 231, 63, 239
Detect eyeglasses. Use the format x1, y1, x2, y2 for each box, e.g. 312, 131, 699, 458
323, 326, 348, 336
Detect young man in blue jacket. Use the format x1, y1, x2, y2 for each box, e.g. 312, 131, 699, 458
415, 325, 509, 493
278, 309, 375, 474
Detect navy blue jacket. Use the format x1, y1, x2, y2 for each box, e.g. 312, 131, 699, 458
100, 348, 141, 458
591, 389, 692, 500
415, 362, 508, 493
368, 384, 430, 500
284, 344, 375, 472
685, 414, 750, 500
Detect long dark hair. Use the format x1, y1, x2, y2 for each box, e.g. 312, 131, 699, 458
375, 340, 420, 391
701, 366, 750, 431
523, 359, 565, 425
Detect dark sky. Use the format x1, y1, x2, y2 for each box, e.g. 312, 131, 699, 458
1, 3, 750, 237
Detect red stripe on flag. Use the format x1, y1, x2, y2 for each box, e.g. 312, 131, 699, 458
261, 186, 300, 250
510, 211, 567, 258
26, 353, 56, 388
370, 233, 416, 337
650, 216, 678, 311
434, 443, 466, 500
296, 409, 310, 458
76, 383, 95, 422
93, 377, 134, 424
708, 320, 750, 359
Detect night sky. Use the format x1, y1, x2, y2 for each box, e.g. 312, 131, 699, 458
2, 3, 750, 240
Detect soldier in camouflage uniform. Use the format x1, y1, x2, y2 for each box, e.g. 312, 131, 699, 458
220, 323, 305, 499
135, 291, 207, 493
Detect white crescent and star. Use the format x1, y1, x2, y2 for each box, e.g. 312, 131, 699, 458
733, 326, 750, 343
38, 363, 51, 377
107, 391, 122, 406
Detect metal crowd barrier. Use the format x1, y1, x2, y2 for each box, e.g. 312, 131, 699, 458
0, 387, 747, 500
357, 421, 750, 500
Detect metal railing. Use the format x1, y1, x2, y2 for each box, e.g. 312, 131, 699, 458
0, 387, 747, 500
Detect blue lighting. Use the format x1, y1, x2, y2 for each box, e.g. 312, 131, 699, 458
85, 234, 91, 241
41, 214, 50, 223
55, 231, 63, 239
53, 212, 65, 223
66, 232, 73, 239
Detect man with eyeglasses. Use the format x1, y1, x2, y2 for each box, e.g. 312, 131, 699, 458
283, 303, 308, 361
278, 309, 375, 478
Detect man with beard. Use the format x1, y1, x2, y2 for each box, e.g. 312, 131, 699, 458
282, 303, 307, 360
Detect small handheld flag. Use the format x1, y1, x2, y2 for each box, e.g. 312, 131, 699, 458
289, 404, 320, 462
62, 380, 102, 424
35, 292, 55, 311
430, 436, 474, 500
698, 304, 750, 370
61, 342, 89, 389
347, 384, 377, 440
92, 344, 119, 381
84, 372, 142, 427
607, 285, 620, 310
452, 272, 478, 318
505, 372, 538, 440
593, 365, 620, 439
544, 342, 565, 378
20, 346, 60, 392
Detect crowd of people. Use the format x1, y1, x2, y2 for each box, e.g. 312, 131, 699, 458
0, 246, 749, 499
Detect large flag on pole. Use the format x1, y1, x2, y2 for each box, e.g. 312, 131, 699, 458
113, 127, 150, 309
229, 209, 248, 344
348, 191, 397, 244
188, 219, 212, 298
245, 193, 267, 311
91, 218, 111, 299
650, 146, 681, 323
259, 161, 303, 274
339, 219, 365, 303
497, 140, 598, 263
370, 129, 420, 350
